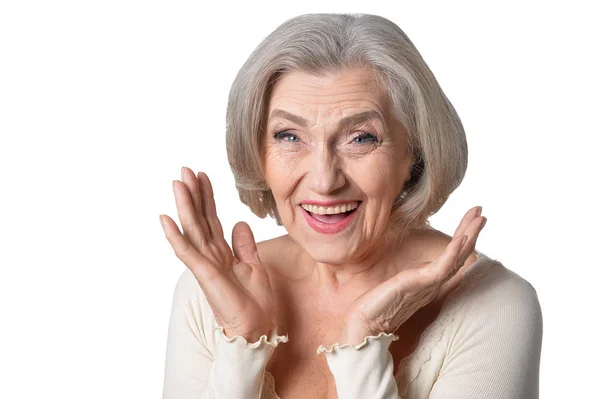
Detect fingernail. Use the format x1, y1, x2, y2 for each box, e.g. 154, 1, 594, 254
159, 215, 166, 226
481, 217, 487, 228
476, 206, 482, 217
173, 180, 182, 192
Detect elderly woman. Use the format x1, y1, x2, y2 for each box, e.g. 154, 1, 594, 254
160, 13, 543, 399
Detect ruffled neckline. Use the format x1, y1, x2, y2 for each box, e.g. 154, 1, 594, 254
263, 251, 499, 399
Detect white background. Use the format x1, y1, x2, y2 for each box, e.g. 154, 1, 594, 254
1, 1, 598, 397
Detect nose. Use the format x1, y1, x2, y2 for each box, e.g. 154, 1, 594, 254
307, 144, 346, 195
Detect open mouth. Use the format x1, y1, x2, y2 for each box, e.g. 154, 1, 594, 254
300, 201, 361, 234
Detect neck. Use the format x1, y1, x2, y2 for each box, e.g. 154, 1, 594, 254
304, 229, 410, 296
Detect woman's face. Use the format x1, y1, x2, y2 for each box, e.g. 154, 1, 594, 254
263, 67, 413, 264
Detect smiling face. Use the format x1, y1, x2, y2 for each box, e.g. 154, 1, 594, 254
263, 67, 414, 265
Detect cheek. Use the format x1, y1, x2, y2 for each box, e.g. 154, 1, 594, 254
348, 152, 405, 201
264, 148, 303, 196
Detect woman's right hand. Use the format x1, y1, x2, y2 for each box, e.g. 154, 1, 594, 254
159, 167, 276, 342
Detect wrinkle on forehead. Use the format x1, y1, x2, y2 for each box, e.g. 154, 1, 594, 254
267, 68, 390, 132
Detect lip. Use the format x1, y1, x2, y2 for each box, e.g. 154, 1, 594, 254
300, 202, 360, 234
300, 199, 360, 206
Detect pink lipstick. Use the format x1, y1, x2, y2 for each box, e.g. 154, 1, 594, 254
300, 202, 360, 234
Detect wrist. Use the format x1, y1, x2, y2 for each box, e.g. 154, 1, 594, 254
223, 323, 275, 343
338, 322, 372, 346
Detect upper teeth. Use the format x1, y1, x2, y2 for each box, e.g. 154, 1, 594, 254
301, 202, 359, 215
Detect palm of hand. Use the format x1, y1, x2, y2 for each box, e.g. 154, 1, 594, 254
340, 208, 487, 345
159, 167, 276, 342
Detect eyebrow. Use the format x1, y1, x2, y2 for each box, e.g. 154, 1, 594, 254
269, 109, 385, 131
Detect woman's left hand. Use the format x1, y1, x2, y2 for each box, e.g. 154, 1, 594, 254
337, 206, 487, 345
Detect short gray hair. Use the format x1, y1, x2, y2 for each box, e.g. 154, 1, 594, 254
226, 13, 467, 234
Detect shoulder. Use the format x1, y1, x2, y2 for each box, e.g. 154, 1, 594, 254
172, 267, 212, 315
174, 267, 220, 315
256, 234, 303, 279
430, 256, 543, 397
256, 234, 292, 258
405, 228, 539, 308
175, 266, 201, 292
464, 255, 542, 316
171, 268, 219, 345
448, 254, 543, 343
404, 227, 480, 276
173, 266, 212, 308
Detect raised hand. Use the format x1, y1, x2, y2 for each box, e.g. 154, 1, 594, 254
337, 206, 486, 345
159, 167, 276, 342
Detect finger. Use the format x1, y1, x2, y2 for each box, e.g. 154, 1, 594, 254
173, 180, 207, 247
231, 222, 261, 266
452, 206, 482, 237
429, 234, 468, 284
456, 216, 487, 265
181, 167, 211, 237
159, 214, 215, 279
232, 262, 253, 288
160, 214, 249, 317
197, 172, 225, 239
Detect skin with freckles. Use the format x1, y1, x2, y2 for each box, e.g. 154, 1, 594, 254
160, 67, 486, 398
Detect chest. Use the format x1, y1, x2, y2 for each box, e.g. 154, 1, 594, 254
264, 286, 444, 399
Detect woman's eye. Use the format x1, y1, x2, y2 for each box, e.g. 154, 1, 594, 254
352, 133, 378, 144
273, 131, 300, 142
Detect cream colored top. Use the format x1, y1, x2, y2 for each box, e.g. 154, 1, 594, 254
162, 252, 543, 398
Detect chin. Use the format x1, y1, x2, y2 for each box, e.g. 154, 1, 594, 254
299, 239, 356, 265
281, 205, 371, 265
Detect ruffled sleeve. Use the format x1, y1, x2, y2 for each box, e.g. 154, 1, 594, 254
207, 323, 288, 398
162, 268, 288, 399
317, 332, 401, 399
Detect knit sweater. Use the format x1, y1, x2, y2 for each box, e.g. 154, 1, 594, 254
162, 251, 543, 398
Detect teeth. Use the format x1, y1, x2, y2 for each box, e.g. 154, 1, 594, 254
301, 202, 359, 215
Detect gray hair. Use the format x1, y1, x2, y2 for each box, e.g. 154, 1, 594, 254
226, 13, 467, 234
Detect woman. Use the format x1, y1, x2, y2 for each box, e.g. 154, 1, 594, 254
160, 13, 542, 399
